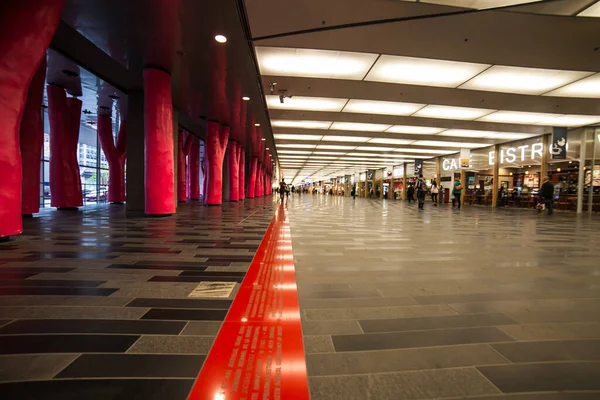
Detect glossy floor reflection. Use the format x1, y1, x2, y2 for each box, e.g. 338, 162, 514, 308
0, 199, 273, 399
285, 194, 600, 400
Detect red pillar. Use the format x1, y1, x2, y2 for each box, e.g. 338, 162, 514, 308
238, 148, 245, 200
187, 135, 200, 200
177, 130, 192, 202
20, 58, 46, 216
228, 141, 240, 202
97, 114, 126, 203
144, 68, 175, 215
48, 86, 84, 209
205, 122, 229, 205
0, 1, 64, 238
255, 163, 263, 197
248, 157, 257, 198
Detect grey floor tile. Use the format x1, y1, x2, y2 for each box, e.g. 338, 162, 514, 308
359, 313, 518, 333
304, 335, 334, 353
491, 340, 600, 363
308, 367, 500, 400
0, 354, 78, 382
301, 320, 363, 335
499, 322, 600, 340
0, 296, 132, 307
300, 296, 416, 309
180, 321, 223, 336
0, 306, 148, 320
306, 343, 509, 376
299, 289, 382, 299
506, 309, 600, 324
304, 305, 457, 321
127, 335, 214, 354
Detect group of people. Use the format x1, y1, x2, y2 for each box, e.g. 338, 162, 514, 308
406, 176, 463, 210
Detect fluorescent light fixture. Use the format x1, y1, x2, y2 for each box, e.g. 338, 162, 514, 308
266, 95, 347, 112
366, 54, 489, 88
438, 129, 490, 138
422, 0, 544, 10
321, 136, 371, 142
316, 145, 357, 150
306, 156, 338, 159
313, 151, 346, 155
460, 65, 591, 95
478, 111, 561, 124
368, 138, 415, 145
386, 125, 445, 134
278, 155, 309, 159
215, 34, 227, 43
415, 105, 494, 120
274, 134, 323, 141
355, 146, 396, 151
578, 2, 600, 17
275, 144, 316, 149
414, 140, 488, 148
271, 120, 332, 129
255, 47, 378, 80
278, 150, 313, 154
544, 73, 600, 98
330, 122, 391, 132
534, 115, 600, 127
342, 99, 424, 116
484, 132, 532, 140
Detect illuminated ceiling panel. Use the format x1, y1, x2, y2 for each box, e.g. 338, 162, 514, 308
421, 0, 544, 9
330, 122, 391, 132
255, 47, 378, 80
478, 111, 559, 124
342, 99, 424, 116
386, 125, 445, 135
578, 2, 600, 17
414, 105, 494, 120
534, 115, 600, 127
544, 73, 600, 98
266, 95, 347, 112
274, 134, 324, 141
271, 120, 332, 129
321, 136, 371, 142
366, 55, 489, 88
413, 140, 488, 148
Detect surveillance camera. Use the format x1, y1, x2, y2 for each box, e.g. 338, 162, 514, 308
279, 94, 284, 104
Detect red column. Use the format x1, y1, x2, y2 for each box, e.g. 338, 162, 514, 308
238, 148, 245, 200
187, 135, 200, 200
144, 68, 175, 215
248, 157, 258, 198
20, 58, 46, 216
205, 122, 229, 205
48, 86, 83, 209
177, 130, 192, 202
97, 114, 126, 203
255, 163, 263, 197
0, 1, 64, 238
228, 141, 240, 202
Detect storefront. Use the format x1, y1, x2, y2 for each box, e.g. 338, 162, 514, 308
392, 165, 404, 199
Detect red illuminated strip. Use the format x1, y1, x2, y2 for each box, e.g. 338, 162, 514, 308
188, 205, 309, 400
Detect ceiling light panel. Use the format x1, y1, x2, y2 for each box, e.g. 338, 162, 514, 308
415, 105, 494, 120
534, 115, 600, 127
277, 150, 312, 154
478, 111, 559, 124
321, 136, 371, 142
369, 138, 421, 145
484, 132, 533, 140
271, 120, 332, 129
544, 73, 600, 98
393, 148, 451, 154
313, 151, 346, 155
386, 125, 445, 134
414, 140, 488, 148
316, 145, 357, 150
266, 95, 347, 112
459, 65, 591, 95
274, 134, 324, 141
330, 122, 391, 132
342, 99, 424, 116
422, 1, 544, 10
355, 146, 398, 152
438, 129, 490, 138
366, 55, 489, 88
255, 47, 378, 80
578, 2, 600, 17
275, 144, 316, 149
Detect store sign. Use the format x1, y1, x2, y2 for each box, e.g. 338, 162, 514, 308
367, 170, 375, 180
442, 158, 459, 171
551, 127, 567, 159
460, 149, 470, 169
414, 159, 423, 175
488, 143, 544, 165
393, 166, 404, 178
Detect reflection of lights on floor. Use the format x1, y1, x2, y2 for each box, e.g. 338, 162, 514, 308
214, 392, 225, 400
241, 317, 248, 322
276, 254, 294, 260
273, 283, 297, 290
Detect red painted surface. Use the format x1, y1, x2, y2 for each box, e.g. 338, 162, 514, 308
238, 148, 245, 200
20, 58, 46, 215
48, 86, 83, 209
188, 204, 309, 400
256, 164, 264, 197
0, 0, 64, 236
205, 122, 229, 205
188, 135, 200, 200
144, 68, 175, 214
228, 141, 240, 202
248, 157, 258, 199
97, 115, 127, 203
177, 130, 193, 202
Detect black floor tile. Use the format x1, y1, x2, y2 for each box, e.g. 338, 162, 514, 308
0, 334, 139, 355
141, 308, 228, 321
0, 287, 118, 296
126, 298, 232, 309
491, 340, 600, 363
0, 379, 194, 400
203, 256, 254, 262
0, 280, 105, 288
56, 354, 205, 378
332, 326, 515, 352
359, 313, 518, 333
110, 248, 181, 254
0, 272, 38, 280
0, 319, 186, 335
478, 362, 600, 393
0, 267, 76, 273
28, 252, 117, 260
178, 271, 246, 277
148, 276, 243, 283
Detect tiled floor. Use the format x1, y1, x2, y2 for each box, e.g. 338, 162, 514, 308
0, 199, 273, 399
285, 195, 600, 400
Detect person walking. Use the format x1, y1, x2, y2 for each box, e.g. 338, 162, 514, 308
351, 185, 356, 199
539, 176, 554, 215
452, 177, 463, 209
279, 180, 287, 203
416, 175, 426, 210
407, 184, 415, 203
431, 181, 439, 206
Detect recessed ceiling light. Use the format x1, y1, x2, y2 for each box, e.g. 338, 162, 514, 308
544, 73, 600, 98
261, 138, 266, 141
266, 95, 347, 112
342, 99, 425, 116
255, 47, 378, 80
414, 105, 494, 120
215, 35, 227, 43
386, 125, 445, 135
355, 146, 397, 151
330, 122, 391, 132
276, 144, 316, 149
271, 120, 332, 129
369, 138, 418, 145
534, 115, 600, 127
316, 145, 357, 150
366, 54, 489, 88
274, 134, 324, 141
242, 96, 250, 101
321, 135, 371, 142
484, 132, 532, 140
313, 151, 346, 155
413, 140, 488, 148
459, 65, 591, 95
478, 111, 559, 124
255, 123, 260, 126
578, 2, 600, 17
438, 129, 490, 138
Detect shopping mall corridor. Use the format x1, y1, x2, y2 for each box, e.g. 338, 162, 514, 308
284, 195, 600, 399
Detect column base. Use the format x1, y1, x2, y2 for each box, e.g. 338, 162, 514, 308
145, 213, 173, 218
57, 207, 79, 211
206, 204, 222, 207
0, 236, 11, 243
22, 214, 34, 218
177, 200, 187, 203
110, 202, 125, 205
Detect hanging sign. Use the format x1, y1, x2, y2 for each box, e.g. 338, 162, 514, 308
367, 170, 375, 180
460, 149, 471, 168
414, 159, 423, 175
551, 127, 567, 159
